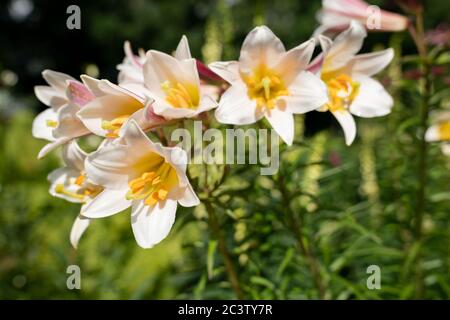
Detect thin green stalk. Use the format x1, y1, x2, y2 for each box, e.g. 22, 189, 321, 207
278, 173, 326, 299
204, 201, 244, 299
408, 9, 431, 299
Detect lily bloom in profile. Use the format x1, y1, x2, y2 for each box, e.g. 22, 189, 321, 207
77, 75, 165, 139
82, 120, 199, 249
47, 141, 103, 248
117, 41, 147, 87
425, 111, 450, 156
143, 36, 218, 120
33, 70, 94, 158
208, 26, 328, 145
311, 21, 394, 145
315, 0, 408, 35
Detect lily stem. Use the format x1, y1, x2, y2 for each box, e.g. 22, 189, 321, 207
409, 9, 431, 299
278, 173, 326, 299
205, 201, 244, 299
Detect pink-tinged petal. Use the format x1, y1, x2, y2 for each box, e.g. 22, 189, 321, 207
70, 215, 90, 249
239, 25, 285, 71
208, 61, 240, 84
131, 198, 178, 249
348, 48, 394, 77
196, 60, 224, 82
66, 81, 95, 106
81, 188, 131, 218
266, 108, 294, 146
174, 35, 192, 60
215, 81, 263, 125
332, 110, 357, 146
124, 41, 144, 67
80, 75, 105, 97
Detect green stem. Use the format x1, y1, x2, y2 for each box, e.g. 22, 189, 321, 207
409, 9, 431, 299
278, 173, 326, 299
205, 201, 244, 299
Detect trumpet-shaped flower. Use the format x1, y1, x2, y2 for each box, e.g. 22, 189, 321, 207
143, 36, 218, 120
311, 21, 394, 145
208, 26, 328, 145
77, 75, 165, 139
33, 70, 94, 158
47, 141, 103, 248
315, 0, 408, 35
82, 120, 199, 248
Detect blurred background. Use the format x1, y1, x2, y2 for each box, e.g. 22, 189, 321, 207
0, 0, 449, 299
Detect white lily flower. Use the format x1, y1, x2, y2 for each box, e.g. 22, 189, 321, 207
312, 21, 394, 145
33, 70, 95, 159
47, 141, 103, 248
83, 119, 199, 249
315, 0, 408, 35
77, 75, 166, 139
143, 36, 218, 120
208, 26, 328, 145
117, 41, 146, 86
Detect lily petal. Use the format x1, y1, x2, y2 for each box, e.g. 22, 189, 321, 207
32, 108, 57, 141
350, 75, 393, 118
131, 198, 178, 249
70, 215, 90, 249
81, 188, 131, 218
332, 110, 357, 145
266, 108, 294, 146
215, 81, 263, 125
239, 25, 285, 71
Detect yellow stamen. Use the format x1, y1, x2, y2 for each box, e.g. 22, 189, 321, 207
242, 64, 289, 111
126, 162, 178, 207
101, 114, 130, 138
74, 174, 86, 186
46, 120, 58, 128
55, 184, 85, 200
161, 80, 199, 109
322, 74, 360, 112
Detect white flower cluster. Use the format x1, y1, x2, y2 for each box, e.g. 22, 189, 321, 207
33, 21, 394, 249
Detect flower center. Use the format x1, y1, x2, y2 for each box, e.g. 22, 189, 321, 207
438, 122, 450, 141
126, 162, 178, 207
242, 64, 289, 110
101, 115, 131, 138
322, 74, 360, 112
161, 81, 199, 109
55, 173, 102, 202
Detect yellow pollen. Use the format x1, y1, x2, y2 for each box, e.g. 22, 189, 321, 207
101, 114, 130, 138
55, 184, 85, 200
438, 122, 450, 141
242, 64, 289, 111
46, 120, 58, 128
126, 162, 178, 207
74, 174, 86, 186
322, 74, 360, 112
161, 80, 199, 109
